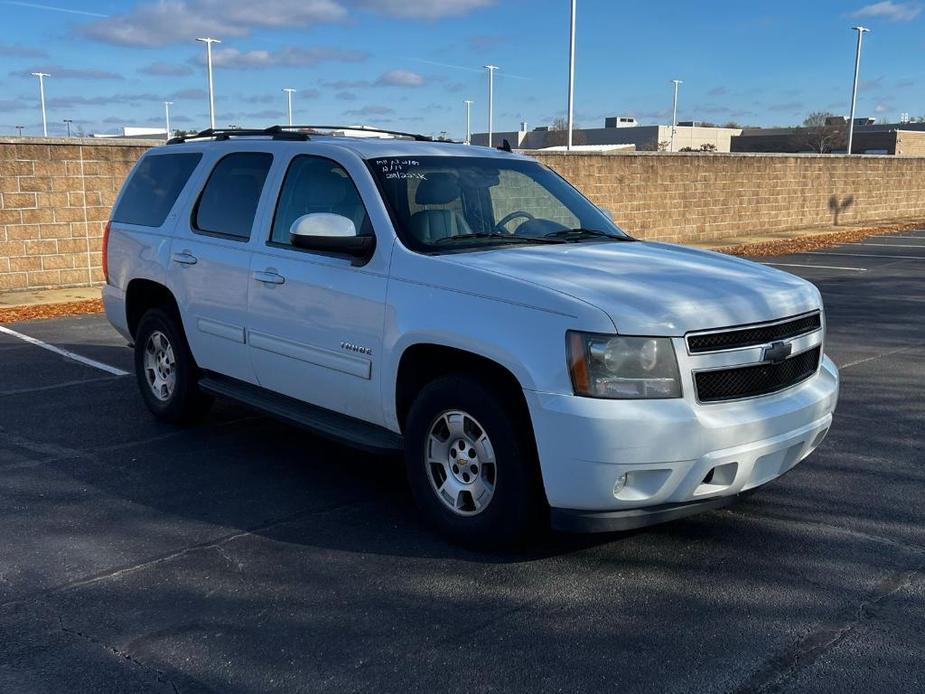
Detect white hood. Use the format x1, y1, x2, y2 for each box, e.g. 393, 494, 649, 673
440, 241, 822, 336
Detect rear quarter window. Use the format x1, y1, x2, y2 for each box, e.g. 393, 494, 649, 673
112, 152, 202, 228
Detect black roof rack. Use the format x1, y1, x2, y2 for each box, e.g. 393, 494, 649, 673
276, 124, 434, 142
166, 123, 439, 145
166, 126, 310, 145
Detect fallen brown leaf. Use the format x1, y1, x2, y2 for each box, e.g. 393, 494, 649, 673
0, 298, 103, 324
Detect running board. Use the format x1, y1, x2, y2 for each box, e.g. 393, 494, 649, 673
198, 374, 403, 454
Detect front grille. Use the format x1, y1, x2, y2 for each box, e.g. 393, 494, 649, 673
687, 313, 821, 354
695, 346, 821, 403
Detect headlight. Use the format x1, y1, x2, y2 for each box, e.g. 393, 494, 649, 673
567, 331, 682, 399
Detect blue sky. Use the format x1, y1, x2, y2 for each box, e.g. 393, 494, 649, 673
1, 0, 924, 138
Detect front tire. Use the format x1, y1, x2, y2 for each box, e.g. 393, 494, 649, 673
134, 307, 212, 424
404, 374, 545, 549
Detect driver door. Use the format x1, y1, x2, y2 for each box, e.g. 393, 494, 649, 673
246, 154, 388, 425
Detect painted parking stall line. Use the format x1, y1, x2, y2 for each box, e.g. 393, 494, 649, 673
0, 325, 129, 377
806, 251, 925, 261
850, 243, 925, 248
761, 262, 868, 272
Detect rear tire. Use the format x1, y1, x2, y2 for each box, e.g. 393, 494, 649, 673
404, 373, 545, 550
134, 307, 212, 425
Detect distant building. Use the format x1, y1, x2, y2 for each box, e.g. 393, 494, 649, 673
731, 121, 925, 155
471, 117, 742, 152
92, 127, 167, 139
534, 144, 636, 153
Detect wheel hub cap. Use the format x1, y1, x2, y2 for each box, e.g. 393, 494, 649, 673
143, 330, 176, 402
426, 410, 497, 516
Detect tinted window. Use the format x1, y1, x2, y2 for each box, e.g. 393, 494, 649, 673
270, 156, 371, 246
113, 153, 201, 227
194, 152, 273, 240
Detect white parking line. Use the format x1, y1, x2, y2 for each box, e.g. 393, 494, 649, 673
0, 325, 129, 376
761, 262, 868, 272
806, 251, 925, 261
850, 243, 925, 248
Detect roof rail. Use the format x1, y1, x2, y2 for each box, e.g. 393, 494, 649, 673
166, 126, 310, 145
274, 124, 434, 142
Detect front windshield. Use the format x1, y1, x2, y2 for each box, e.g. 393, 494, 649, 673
369, 155, 631, 251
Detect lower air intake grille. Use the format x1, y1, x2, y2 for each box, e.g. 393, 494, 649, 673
695, 347, 821, 403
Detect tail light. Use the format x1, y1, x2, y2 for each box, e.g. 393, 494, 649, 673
102, 220, 112, 284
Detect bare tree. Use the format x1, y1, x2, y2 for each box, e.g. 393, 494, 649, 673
545, 117, 587, 147
792, 112, 847, 153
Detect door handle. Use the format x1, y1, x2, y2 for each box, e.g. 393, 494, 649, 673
253, 270, 286, 285
171, 251, 198, 265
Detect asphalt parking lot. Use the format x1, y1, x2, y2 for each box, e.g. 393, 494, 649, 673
1, 231, 923, 694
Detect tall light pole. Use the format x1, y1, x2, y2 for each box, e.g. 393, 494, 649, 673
484, 64, 499, 147
847, 26, 870, 155
16, 126, 24, 136
164, 101, 173, 140
31, 72, 49, 136
464, 99, 473, 144
567, 0, 577, 151
670, 79, 683, 152
63, 119, 72, 137
283, 88, 296, 126
196, 37, 221, 129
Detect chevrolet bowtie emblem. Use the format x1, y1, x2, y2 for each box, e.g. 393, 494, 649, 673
763, 341, 792, 364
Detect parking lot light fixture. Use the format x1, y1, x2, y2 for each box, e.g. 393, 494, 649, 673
31, 72, 50, 136
63, 119, 72, 137
164, 101, 173, 141
196, 37, 221, 129
670, 79, 682, 152
847, 26, 870, 155
283, 88, 296, 126
484, 65, 499, 148
567, 0, 576, 151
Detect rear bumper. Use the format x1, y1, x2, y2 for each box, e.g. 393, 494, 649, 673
526, 355, 839, 527
102, 284, 131, 342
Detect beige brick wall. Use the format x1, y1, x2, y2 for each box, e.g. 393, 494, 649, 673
533, 152, 925, 243
2, 141, 925, 293
0, 137, 154, 292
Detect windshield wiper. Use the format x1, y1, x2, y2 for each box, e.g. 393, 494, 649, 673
434, 232, 563, 245
544, 228, 634, 241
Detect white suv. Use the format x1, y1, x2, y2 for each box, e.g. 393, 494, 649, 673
103, 126, 839, 548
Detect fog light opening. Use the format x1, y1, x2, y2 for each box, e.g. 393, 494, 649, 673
612, 473, 628, 497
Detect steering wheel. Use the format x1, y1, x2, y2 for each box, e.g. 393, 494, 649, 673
494, 210, 535, 233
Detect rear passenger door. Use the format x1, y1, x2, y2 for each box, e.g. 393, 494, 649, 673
169, 150, 273, 384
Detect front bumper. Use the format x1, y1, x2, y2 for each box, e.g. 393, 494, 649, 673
525, 355, 839, 531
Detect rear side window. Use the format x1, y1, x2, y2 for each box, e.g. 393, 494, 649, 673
112, 153, 201, 227
193, 152, 273, 240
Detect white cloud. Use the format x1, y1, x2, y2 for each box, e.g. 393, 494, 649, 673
205, 46, 367, 69
11, 64, 123, 80
343, 104, 395, 116
80, 0, 348, 47
850, 1, 922, 22
140, 62, 194, 77
355, 0, 493, 19
0, 42, 47, 58
376, 69, 425, 87
79, 0, 492, 47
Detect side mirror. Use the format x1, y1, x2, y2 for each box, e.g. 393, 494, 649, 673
289, 213, 375, 259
